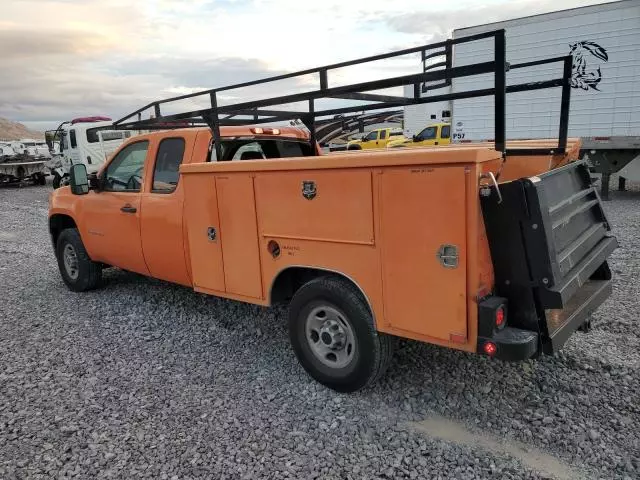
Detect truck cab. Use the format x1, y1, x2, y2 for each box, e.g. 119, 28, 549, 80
345, 127, 405, 150
48, 126, 316, 285
50, 116, 137, 188
386, 122, 451, 148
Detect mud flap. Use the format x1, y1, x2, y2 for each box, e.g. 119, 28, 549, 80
481, 160, 618, 355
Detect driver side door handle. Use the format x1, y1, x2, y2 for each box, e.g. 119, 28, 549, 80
120, 204, 137, 214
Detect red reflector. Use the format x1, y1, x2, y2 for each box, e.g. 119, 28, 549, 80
593, 136, 610, 141
496, 307, 505, 327
483, 342, 497, 356
450, 333, 467, 344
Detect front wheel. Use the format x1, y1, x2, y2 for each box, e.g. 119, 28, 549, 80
288, 276, 395, 392
56, 228, 102, 292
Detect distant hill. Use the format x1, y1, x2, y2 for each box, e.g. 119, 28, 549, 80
0, 117, 44, 141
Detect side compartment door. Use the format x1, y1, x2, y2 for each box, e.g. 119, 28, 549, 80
217, 174, 262, 299
183, 175, 226, 292
379, 166, 467, 341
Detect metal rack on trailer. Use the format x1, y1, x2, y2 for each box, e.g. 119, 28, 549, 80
113, 29, 573, 161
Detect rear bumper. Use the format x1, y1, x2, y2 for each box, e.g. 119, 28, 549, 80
478, 327, 538, 361
477, 277, 612, 361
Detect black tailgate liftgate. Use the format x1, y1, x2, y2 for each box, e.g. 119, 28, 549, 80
481, 161, 618, 355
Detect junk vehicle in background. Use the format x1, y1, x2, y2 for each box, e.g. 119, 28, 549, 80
0, 139, 48, 185
335, 127, 405, 151
49, 30, 617, 392
45, 116, 137, 189
404, 0, 640, 199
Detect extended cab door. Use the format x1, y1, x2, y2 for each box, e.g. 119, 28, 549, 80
80, 140, 150, 274
139, 136, 191, 286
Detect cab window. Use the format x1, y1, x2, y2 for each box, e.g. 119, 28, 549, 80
232, 142, 266, 160
416, 126, 436, 141
69, 129, 77, 148
152, 138, 185, 193
363, 131, 378, 141
380, 130, 387, 139
104, 141, 149, 192
441, 125, 451, 139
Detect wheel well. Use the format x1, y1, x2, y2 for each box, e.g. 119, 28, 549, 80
49, 214, 77, 247
269, 267, 374, 314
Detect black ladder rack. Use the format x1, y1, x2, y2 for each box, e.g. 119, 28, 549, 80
113, 29, 572, 161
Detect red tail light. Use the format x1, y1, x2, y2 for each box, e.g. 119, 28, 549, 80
495, 307, 505, 327
483, 342, 497, 356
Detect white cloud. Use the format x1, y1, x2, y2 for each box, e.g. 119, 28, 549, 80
1, 0, 617, 130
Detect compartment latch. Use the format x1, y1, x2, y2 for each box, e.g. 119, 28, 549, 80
437, 244, 459, 268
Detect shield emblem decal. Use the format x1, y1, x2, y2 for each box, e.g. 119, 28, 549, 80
302, 180, 317, 200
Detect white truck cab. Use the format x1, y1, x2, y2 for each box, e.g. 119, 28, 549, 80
50, 116, 136, 188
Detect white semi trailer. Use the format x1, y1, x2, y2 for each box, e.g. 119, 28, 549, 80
404, 0, 640, 199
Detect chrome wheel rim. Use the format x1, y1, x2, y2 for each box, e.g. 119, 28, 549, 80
63, 244, 79, 280
305, 305, 356, 369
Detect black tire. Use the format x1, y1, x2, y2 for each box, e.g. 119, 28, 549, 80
55, 228, 102, 292
347, 145, 362, 151
288, 276, 395, 392
52, 173, 61, 189
36, 173, 46, 185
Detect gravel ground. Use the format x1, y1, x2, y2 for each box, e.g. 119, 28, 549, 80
0, 179, 638, 480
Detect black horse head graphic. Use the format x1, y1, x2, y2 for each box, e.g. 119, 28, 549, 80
569, 41, 609, 91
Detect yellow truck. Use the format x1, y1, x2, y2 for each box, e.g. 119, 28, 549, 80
342, 127, 405, 150
386, 122, 451, 148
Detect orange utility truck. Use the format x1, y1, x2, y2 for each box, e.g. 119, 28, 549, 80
49, 30, 618, 392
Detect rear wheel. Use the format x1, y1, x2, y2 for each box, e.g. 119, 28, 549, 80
56, 228, 102, 292
288, 276, 394, 392
52, 173, 62, 189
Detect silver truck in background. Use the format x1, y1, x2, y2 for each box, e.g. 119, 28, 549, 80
404, 0, 640, 199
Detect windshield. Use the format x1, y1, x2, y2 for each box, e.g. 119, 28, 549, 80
86, 126, 131, 143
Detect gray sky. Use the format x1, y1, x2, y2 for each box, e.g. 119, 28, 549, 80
0, 0, 616, 130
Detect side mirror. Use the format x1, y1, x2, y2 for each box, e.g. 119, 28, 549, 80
361, 136, 367, 141
412, 135, 419, 142
69, 164, 89, 195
